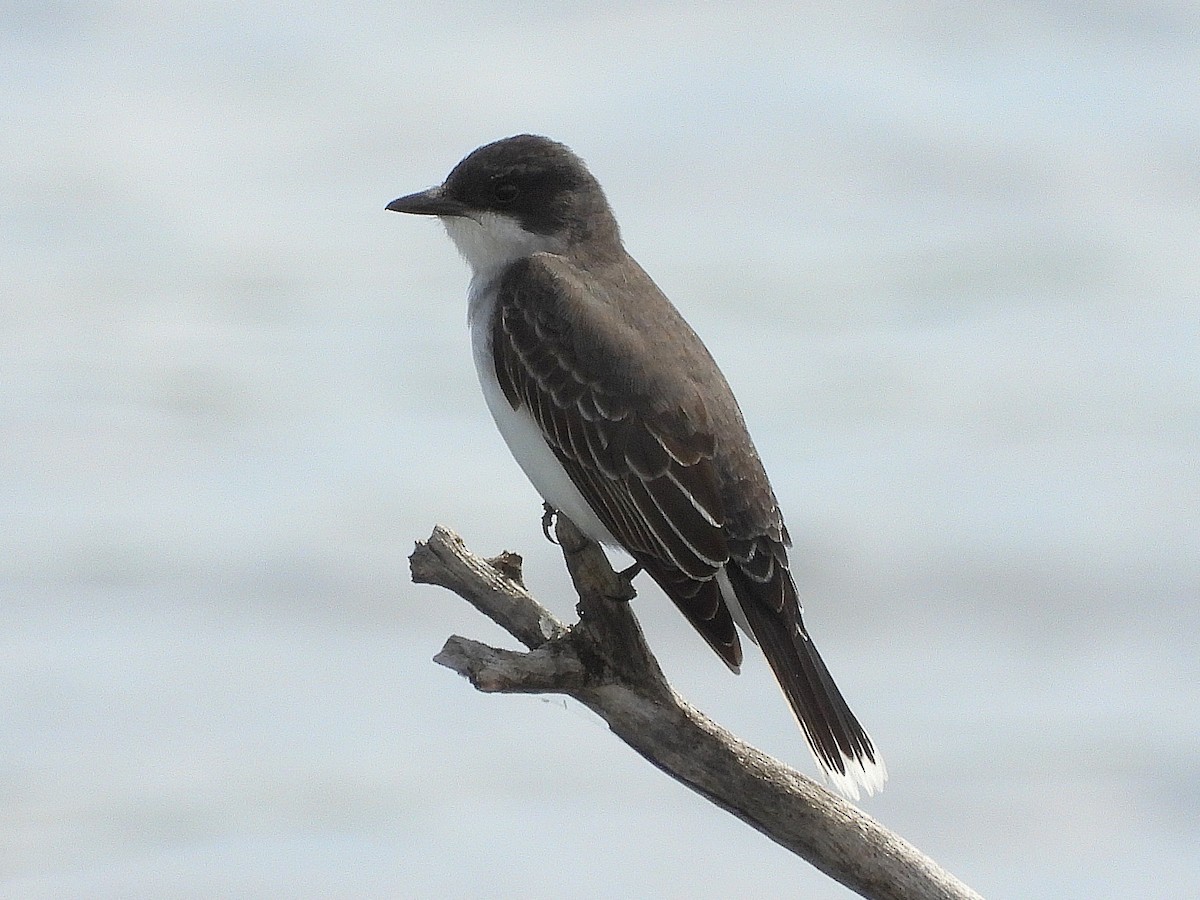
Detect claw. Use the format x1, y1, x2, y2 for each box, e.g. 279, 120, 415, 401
541, 502, 559, 544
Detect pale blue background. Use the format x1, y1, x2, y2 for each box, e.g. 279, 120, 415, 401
3, 3, 1198, 898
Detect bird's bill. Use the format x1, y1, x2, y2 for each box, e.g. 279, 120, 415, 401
385, 187, 469, 217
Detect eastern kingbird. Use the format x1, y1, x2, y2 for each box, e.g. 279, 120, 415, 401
387, 135, 886, 799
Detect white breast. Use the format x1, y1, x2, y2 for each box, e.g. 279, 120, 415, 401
468, 277, 619, 547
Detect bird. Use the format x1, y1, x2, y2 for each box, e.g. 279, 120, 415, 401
387, 134, 886, 800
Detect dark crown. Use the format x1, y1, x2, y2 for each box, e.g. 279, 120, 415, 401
442, 135, 619, 243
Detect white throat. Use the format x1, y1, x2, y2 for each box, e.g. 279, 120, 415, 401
442, 213, 565, 285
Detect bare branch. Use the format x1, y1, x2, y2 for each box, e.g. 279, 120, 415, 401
434, 635, 587, 693
411, 526, 567, 648
411, 521, 983, 900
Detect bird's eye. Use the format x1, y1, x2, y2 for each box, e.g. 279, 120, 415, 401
494, 182, 518, 205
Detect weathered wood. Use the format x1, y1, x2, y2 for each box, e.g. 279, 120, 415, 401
412, 521, 983, 900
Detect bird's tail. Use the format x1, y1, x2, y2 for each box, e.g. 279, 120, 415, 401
723, 566, 887, 801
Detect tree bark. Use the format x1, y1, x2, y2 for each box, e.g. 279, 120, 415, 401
411, 519, 983, 900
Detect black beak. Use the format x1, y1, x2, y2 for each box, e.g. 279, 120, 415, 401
385, 186, 469, 217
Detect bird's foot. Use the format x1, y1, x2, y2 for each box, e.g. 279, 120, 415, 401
541, 503, 559, 544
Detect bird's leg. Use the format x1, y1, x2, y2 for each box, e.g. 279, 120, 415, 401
541, 502, 559, 544
551, 513, 638, 603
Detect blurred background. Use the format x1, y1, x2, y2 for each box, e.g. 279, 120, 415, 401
3, 2, 1198, 897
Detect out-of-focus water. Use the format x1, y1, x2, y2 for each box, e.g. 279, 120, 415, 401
3, 4, 1198, 897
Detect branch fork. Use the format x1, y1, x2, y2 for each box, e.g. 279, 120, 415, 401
410, 519, 982, 900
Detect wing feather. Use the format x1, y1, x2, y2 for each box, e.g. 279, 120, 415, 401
491, 255, 736, 659
484, 252, 882, 796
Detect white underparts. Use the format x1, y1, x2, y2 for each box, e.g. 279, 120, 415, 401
454, 218, 618, 547
471, 311, 621, 547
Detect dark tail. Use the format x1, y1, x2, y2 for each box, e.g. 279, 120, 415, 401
724, 565, 886, 800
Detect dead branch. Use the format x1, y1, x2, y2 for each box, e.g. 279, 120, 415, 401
411, 519, 983, 900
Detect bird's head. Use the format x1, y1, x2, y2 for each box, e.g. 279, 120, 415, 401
387, 134, 620, 275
